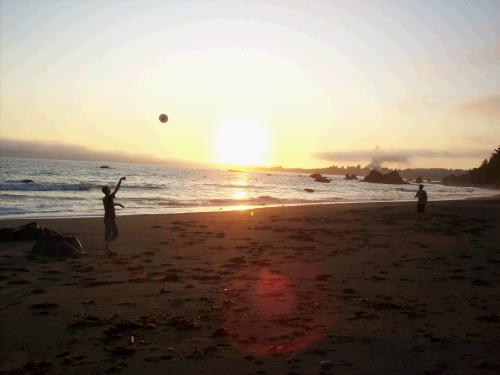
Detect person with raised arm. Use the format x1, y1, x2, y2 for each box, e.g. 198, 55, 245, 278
102, 177, 126, 255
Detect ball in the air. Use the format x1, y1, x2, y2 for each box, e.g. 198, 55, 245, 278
159, 114, 168, 123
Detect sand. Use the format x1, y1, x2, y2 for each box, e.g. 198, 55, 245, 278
1, 200, 499, 374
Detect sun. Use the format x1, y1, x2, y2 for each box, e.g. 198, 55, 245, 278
213, 115, 268, 166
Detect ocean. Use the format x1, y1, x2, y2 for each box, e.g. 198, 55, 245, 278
0, 157, 496, 219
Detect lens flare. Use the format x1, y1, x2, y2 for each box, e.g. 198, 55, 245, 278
221, 268, 334, 356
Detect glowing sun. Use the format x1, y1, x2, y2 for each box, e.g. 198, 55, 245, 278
213, 115, 268, 166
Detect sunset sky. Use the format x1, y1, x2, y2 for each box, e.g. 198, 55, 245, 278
1, 0, 499, 168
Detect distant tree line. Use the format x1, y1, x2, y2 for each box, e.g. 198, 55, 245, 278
442, 146, 500, 188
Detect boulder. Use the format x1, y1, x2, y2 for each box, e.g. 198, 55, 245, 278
345, 174, 358, 180
0, 222, 84, 258
32, 234, 84, 258
310, 173, 331, 183
315, 176, 331, 183
385, 171, 405, 184
0, 228, 15, 241
304, 188, 314, 193
363, 170, 384, 183
8, 222, 45, 241
100, 165, 110, 169
22, 179, 35, 183
364, 170, 406, 184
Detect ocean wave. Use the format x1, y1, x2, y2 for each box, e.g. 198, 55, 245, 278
0, 206, 31, 215
0, 181, 165, 192
203, 183, 265, 189
0, 193, 84, 201
0, 182, 97, 192
125, 195, 325, 208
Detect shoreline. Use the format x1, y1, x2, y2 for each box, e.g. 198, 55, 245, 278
1, 195, 499, 222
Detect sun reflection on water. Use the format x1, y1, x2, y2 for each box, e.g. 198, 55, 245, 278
230, 173, 248, 202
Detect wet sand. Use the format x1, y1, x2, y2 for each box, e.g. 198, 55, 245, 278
1, 200, 499, 374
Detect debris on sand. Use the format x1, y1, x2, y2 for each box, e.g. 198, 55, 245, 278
167, 316, 199, 330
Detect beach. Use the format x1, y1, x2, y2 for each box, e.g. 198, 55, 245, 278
1, 199, 499, 374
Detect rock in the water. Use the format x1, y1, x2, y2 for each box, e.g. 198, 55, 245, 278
100, 165, 110, 169
363, 170, 406, 184
310, 173, 331, 183
32, 234, 84, 258
22, 179, 35, 183
345, 174, 358, 180
304, 188, 314, 193
315, 176, 331, 183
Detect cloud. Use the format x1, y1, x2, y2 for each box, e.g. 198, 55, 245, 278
0, 138, 194, 166
314, 147, 490, 168
455, 93, 500, 118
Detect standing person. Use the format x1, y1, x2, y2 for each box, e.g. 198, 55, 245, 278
415, 184, 427, 221
102, 177, 126, 254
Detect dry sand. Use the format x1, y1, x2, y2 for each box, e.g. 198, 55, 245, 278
1, 200, 499, 374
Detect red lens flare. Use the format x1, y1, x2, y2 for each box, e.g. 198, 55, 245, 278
221, 268, 333, 356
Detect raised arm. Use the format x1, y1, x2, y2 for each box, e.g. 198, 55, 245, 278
112, 177, 126, 195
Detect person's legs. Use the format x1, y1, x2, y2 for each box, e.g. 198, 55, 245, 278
104, 218, 112, 253
110, 219, 118, 242
417, 204, 425, 221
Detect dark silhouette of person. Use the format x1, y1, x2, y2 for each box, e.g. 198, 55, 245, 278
102, 177, 126, 254
415, 184, 427, 221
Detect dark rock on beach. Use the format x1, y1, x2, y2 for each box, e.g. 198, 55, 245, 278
32, 234, 84, 258
0, 221, 84, 258
304, 188, 315, 193
100, 165, 111, 169
0, 222, 45, 241
22, 179, 35, 183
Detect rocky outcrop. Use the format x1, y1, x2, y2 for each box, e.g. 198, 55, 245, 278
32, 235, 84, 258
0, 222, 84, 258
363, 170, 406, 184
310, 173, 331, 183
345, 174, 358, 180
0, 222, 45, 241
